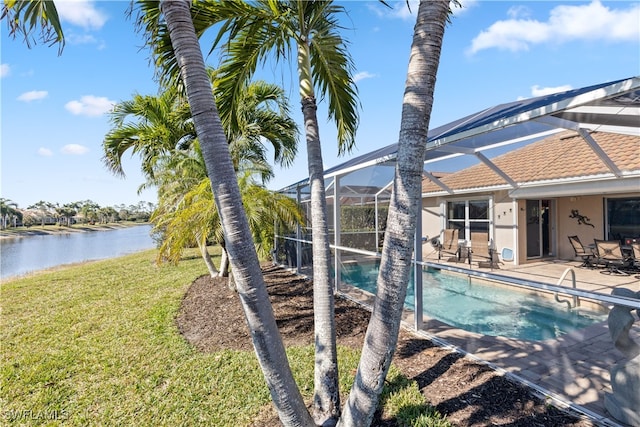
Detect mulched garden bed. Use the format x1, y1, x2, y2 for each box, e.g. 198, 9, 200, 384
176, 264, 593, 427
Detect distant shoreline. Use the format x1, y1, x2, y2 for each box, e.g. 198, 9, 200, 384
0, 222, 149, 240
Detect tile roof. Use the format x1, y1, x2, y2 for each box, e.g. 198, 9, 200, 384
422, 131, 640, 193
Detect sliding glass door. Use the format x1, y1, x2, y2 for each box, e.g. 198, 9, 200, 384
526, 199, 553, 259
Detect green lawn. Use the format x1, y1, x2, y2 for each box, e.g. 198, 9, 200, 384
1, 248, 448, 426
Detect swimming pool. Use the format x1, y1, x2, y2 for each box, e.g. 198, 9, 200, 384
340, 261, 608, 341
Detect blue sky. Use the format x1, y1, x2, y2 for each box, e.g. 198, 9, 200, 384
1, 0, 639, 209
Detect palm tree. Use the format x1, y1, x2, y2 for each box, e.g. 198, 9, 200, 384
217, 74, 299, 182
55, 202, 78, 227
151, 147, 304, 285
1, 0, 64, 54
0, 198, 21, 229
6, 2, 453, 424
99, 206, 118, 223
79, 200, 101, 224
191, 2, 360, 421
141, 2, 315, 425
104, 77, 299, 277
103, 86, 195, 179
104, 73, 297, 182
338, 2, 453, 425
27, 200, 56, 226
150, 148, 221, 277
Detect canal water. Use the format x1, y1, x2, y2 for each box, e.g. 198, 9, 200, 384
0, 225, 155, 279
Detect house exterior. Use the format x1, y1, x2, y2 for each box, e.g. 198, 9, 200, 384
420, 131, 640, 266
277, 76, 640, 281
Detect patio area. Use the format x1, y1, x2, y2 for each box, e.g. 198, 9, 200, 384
339, 253, 639, 427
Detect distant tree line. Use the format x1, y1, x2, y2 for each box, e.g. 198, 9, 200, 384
0, 198, 156, 229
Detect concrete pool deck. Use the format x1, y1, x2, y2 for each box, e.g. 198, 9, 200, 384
339, 256, 639, 427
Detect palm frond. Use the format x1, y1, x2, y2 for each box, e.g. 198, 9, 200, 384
2, 0, 65, 54
306, 3, 359, 154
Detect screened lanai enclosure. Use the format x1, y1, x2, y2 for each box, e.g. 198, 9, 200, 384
274, 75, 640, 328
274, 162, 395, 271
273, 76, 640, 425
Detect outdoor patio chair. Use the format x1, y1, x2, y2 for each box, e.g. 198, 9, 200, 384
593, 239, 632, 275
630, 243, 640, 272
568, 235, 596, 268
438, 228, 460, 261
468, 232, 498, 269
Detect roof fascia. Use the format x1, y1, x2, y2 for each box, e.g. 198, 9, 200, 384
422, 184, 512, 198
509, 176, 640, 198
421, 175, 640, 199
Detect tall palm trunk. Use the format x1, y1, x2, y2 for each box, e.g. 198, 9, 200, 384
196, 238, 218, 278
160, 2, 314, 426
338, 2, 450, 425
298, 41, 340, 424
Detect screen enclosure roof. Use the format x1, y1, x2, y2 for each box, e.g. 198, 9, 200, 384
279, 76, 640, 193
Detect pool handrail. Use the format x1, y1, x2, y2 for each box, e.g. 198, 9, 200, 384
554, 268, 579, 308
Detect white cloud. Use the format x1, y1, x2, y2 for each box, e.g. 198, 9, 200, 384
452, 0, 479, 17
61, 144, 89, 155
55, 0, 108, 30
1, 64, 9, 78
65, 95, 115, 117
507, 5, 532, 20
467, 1, 640, 55
17, 90, 48, 102
37, 147, 53, 157
67, 33, 98, 45
394, 0, 418, 20
366, 1, 416, 20
531, 84, 573, 97
354, 71, 376, 83
371, 0, 477, 20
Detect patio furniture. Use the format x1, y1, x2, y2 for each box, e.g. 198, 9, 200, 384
630, 243, 640, 272
568, 235, 596, 268
593, 239, 632, 275
468, 232, 498, 269
438, 228, 460, 261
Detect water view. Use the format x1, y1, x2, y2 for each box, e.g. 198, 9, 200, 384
0, 225, 155, 279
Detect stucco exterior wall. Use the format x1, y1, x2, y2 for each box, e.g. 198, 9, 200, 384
492, 190, 517, 265
422, 191, 638, 266
557, 195, 605, 259
421, 197, 443, 258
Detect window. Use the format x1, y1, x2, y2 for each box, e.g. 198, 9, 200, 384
447, 201, 465, 234
606, 197, 640, 243
447, 199, 491, 240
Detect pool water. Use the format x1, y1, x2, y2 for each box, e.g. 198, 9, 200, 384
340, 262, 608, 341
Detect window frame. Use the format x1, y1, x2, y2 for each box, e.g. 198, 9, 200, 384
605, 196, 640, 243
445, 197, 493, 242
